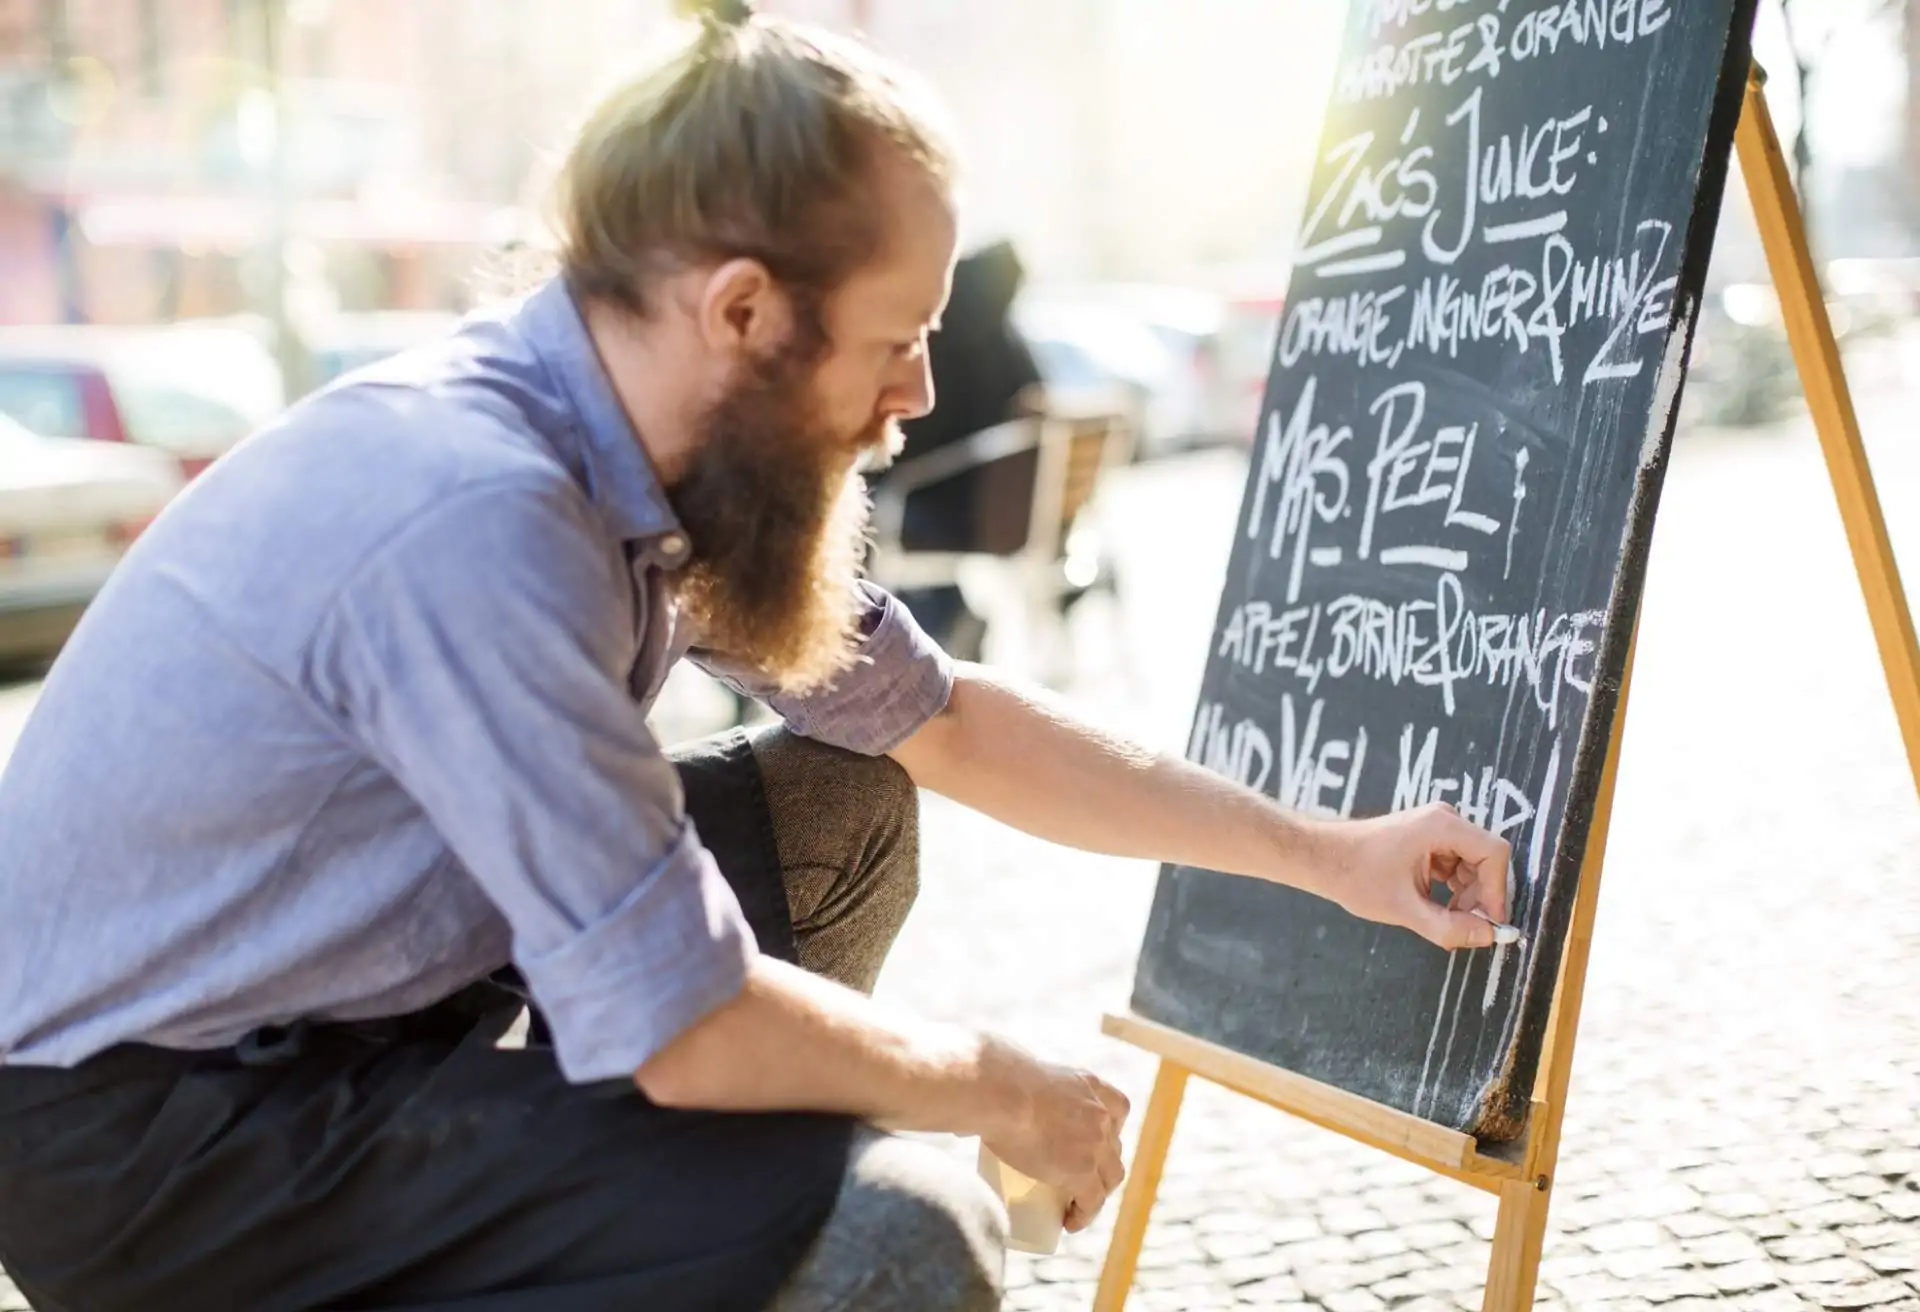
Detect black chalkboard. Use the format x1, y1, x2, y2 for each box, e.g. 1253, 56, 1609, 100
1130, 0, 1760, 1141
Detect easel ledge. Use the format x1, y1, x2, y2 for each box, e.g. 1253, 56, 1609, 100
1101, 1011, 1530, 1192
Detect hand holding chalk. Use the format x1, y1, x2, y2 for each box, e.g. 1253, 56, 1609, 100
1470, 907, 1525, 947
1319, 803, 1515, 952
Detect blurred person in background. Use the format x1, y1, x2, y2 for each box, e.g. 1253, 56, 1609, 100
0, 6, 1514, 1311
881, 238, 1046, 660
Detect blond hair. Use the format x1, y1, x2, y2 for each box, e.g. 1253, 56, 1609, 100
555, 6, 955, 336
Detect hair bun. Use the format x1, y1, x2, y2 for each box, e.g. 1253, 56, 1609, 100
673, 0, 754, 25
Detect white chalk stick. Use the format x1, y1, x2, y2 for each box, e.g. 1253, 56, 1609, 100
1469, 908, 1524, 946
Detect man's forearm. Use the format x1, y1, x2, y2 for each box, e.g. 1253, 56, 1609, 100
637, 955, 1131, 1217
892, 665, 1335, 897
636, 956, 1009, 1132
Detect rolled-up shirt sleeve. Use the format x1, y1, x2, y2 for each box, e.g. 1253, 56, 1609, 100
691, 580, 954, 756
307, 473, 753, 1084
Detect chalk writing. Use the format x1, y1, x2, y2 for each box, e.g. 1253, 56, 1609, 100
1216, 580, 1605, 726
1348, 0, 1675, 103
1246, 377, 1354, 605
1187, 697, 1369, 819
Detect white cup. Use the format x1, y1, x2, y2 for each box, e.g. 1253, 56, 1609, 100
977, 1143, 1066, 1255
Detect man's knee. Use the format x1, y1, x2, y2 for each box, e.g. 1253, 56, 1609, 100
750, 727, 921, 914
854, 1160, 1004, 1311
774, 1132, 1005, 1312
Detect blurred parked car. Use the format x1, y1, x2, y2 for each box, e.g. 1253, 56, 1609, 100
1014, 280, 1283, 458
1824, 257, 1920, 335
1682, 259, 1912, 431
1211, 278, 1288, 445
0, 413, 184, 663
1015, 295, 1188, 459
0, 323, 284, 479
1080, 282, 1288, 447
1017, 327, 1144, 451
1683, 283, 1799, 428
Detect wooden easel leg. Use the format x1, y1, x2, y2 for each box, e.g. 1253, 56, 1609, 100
1735, 67, 1920, 799
1092, 1061, 1188, 1312
1478, 624, 1640, 1310
1481, 1177, 1554, 1312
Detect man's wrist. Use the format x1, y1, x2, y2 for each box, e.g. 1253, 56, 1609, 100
1258, 804, 1345, 901
926, 1028, 1033, 1143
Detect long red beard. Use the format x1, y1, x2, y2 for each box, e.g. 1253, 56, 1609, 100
666, 346, 887, 695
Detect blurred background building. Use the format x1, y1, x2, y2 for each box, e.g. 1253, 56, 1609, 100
0, 0, 1914, 382
0, 0, 1916, 675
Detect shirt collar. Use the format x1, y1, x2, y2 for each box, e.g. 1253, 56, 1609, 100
516, 277, 690, 563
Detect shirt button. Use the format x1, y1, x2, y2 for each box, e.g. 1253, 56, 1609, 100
659, 533, 688, 560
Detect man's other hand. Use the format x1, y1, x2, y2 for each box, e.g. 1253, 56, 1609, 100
977, 1035, 1129, 1232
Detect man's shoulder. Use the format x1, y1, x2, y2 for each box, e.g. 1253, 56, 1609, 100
281, 327, 568, 495
283, 393, 564, 509
231, 321, 594, 549
95, 327, 600, 670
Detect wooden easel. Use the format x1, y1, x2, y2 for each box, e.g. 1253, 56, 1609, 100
1092, 65, 1920, 1312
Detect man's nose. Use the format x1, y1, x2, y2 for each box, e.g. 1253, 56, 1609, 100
887, 354, 935, 422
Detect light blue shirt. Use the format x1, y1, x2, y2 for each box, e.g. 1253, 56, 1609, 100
0, 279, 952, 1083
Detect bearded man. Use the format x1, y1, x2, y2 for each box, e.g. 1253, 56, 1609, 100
0, 7, 1512, 1311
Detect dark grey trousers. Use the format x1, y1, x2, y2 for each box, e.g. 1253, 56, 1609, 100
0, 728, 1002, 1311
745, 728, 1005, 1312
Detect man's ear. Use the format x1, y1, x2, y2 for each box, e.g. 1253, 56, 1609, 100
696, 258, 794, 356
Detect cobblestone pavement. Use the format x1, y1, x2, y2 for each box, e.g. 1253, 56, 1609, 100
877, 413, 1920, 1311
3, 409, 1919, 1311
